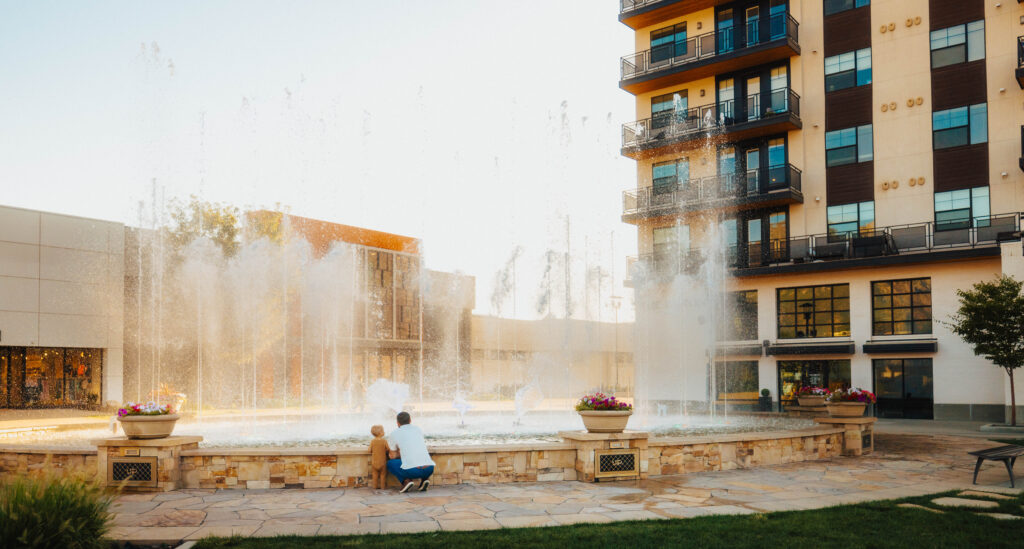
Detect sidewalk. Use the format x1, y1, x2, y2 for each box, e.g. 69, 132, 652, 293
107, 433, 1022, 545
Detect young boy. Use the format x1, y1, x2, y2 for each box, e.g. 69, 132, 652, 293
369, 424, 388, 489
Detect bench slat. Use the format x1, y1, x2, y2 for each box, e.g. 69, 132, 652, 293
968, 445, 1024, 458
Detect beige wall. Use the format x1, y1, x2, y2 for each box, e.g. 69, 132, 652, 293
725, 257, 1006, 406
0, 205, 125, 403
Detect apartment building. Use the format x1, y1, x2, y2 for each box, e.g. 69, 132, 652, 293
619, 0, 1024, 421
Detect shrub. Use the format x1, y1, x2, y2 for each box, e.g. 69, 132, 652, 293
0, 471, 114, 549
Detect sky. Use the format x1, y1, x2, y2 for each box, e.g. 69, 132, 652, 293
0, 0, 637, 320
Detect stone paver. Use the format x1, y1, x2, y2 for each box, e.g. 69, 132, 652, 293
932, 497, 1000, 509
105, 434, 1023, 544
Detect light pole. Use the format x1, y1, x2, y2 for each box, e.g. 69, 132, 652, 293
611, 296, 622, 392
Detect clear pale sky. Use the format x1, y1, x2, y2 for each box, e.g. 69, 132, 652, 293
0, 0, 636, 320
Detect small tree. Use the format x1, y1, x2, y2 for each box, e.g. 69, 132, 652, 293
948, 275, 1024, 426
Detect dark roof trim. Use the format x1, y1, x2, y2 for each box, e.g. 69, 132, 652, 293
862, 339, 938, 353
766, 341, 855, 356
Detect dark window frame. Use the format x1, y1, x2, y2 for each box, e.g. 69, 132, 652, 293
777, 283, 851, 339
650, 22, 687, 64
932, 103, 987, 150
720, 290, 758, 341
930, 20, 984, 69
823, 0, 869, 17
871, 278, 932, 336
824, 48, 871, 92
825, 124, 873, 167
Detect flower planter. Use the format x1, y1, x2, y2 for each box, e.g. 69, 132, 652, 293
797, 396, 827, 407
118, 414, 180, 439
826, 403, 866, 418
578, 410, 632, 433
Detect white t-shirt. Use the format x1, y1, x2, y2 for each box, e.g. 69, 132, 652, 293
386, 424, 435, 469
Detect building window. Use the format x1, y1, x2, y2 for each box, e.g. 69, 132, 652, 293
825, 125, 873, 167
653, 225, 690, 255
824, 0, 869, 17
872, 278, 932, 336
652, 158, 689, 194
930, 21, 984, 69
721, 290, 758, 341
651, 23, 687, 64
777, 284, 851, 339
715, 361, 759, 402
825, 48, 871, 92
934, 187, 989, 230
652, 91, 687, 129
933, 104, 987, 149
779, 360, 851, 404
827, 201, 874, 237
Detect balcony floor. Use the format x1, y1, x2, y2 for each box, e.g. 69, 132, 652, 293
621, 39, 800, 95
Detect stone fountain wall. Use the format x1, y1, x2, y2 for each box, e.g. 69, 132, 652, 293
0, 427, 846, 489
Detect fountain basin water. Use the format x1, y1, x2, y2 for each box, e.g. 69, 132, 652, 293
0, 411, 814, 450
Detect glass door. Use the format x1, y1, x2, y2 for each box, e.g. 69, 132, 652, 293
768, 211, 788, 262
745, 76, 761, 122
747, 218, 763, 266
745, 6, 760, 46
768, 138, 786, 188
769, 0, 787, 40
873, 359, 934, 419
770, 66, 788, 113
718, 79, 735, 124
717, 9, 734, 53
745, 148, 761, 195
718, 147, 736, 197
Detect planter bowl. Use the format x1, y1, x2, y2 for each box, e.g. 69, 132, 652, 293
578, 410, 632, 433
118, 414, 180, 439
826, 403, 867, 418
797, 396, 827, 407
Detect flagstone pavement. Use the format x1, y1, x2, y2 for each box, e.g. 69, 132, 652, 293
109, 434, 1023, 544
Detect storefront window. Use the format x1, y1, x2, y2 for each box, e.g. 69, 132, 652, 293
1, 347, 101, 408
778, 360, 851, 404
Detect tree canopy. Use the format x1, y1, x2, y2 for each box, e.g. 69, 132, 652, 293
949, 275, 1024, 425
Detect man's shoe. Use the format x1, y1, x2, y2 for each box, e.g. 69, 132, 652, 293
418, 479, 430, 492
399, 481, 416, 493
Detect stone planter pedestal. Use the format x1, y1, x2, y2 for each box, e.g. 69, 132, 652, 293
92, 436, 202, 492
813, 417, 876, 456
559, 430, 648, 482
786, 405, 830, 419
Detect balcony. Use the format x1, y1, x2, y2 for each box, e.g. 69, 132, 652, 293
632, 214, 1022, 280
621, 164, 802, 223
619, 0, 732, 30
621, 88, 801, 159
620, 13, 800, 95
1016, 36, 1024, 89
1020, 126, 1024, 172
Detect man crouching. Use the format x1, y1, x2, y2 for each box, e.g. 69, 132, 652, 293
386, 411, 435, 493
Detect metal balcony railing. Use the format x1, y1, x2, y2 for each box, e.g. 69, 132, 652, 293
623, 164, 801, 217
622, 88, 800, 149
620, 0, 667, 13
1018, 35, 1024, 67
633, 213, 1022, 277
620, 13, 799, 81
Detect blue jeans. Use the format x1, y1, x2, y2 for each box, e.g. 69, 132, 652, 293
386, 458, 434, 485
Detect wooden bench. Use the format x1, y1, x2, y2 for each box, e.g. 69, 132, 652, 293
968, 445, 1024, 488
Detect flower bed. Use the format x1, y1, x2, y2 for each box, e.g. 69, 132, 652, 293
574, 393, 632, 412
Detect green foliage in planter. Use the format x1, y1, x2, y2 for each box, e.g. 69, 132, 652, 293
0, 472, 114, 549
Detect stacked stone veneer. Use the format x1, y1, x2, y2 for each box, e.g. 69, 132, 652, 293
0, 448, 97, 478
0, 427, 848, 490
180, 444, 578, 490
647, 429, 844, 476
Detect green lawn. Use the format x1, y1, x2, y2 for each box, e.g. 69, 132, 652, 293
991, 438, 1024, 446
193, 491, 1024, 549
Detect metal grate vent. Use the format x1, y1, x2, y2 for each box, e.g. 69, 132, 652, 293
108, 457, 158, 488
595, 449, 640, 479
